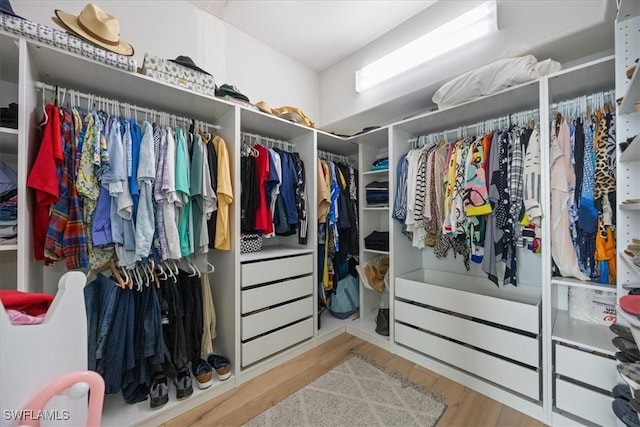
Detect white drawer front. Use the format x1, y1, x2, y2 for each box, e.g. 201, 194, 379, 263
395, 322, 539, 400
395, 300, 539, 367
242, 296, 313, 340
556, 379, 615, 426
395, 277, 539, 334
241, 254, 313, 287
242, 276, 313, 314
242, 318, 313, 367
555, 343, 616, 391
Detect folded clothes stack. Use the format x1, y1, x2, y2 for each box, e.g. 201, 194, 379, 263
371, 147, 388, 171
0, 103, 18, 129
365, 181, 389, 206
364, 231, 389, 252
0, 161, 17, 245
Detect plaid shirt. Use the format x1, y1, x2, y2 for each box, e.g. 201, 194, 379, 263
44, 108, 89, 269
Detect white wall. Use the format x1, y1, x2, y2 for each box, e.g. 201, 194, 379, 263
11, 0, 320, 122
319, 0, 613, 133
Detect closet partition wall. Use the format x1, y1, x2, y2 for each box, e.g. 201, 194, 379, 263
0, 33, 19, 288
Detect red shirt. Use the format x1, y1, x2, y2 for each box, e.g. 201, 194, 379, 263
26, 105, 62, 260
253, 145, 273, 234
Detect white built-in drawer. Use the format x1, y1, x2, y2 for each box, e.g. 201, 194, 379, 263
395, 300, 539, 367
241, 254, 313, 288
242, 276, 313, 314
395, 322, 540, 400
242, 318, 313, 367
555, 343, 616, 391
395, 275, 540, 334
556, 378, 615, 426
242, 296, 313, 340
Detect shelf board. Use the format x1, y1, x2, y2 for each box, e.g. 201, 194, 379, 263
351, 127, 389, 149
0, 31, 19, 83
617, 0, 640, 22
0, 244, 17, 252
551, 277, 617, 292
620, 201, 640, 211
240, 246, 313, 262
552, 310, 615, 356
347, 311, 390, 343
101, 375, 235, 427
363, 206, 389, 211
317, 131, 358, 157
362, 169, 389, 175
619, 64, 640, 114
621, 251, 640, 281
27, 40, 235, 124
240, 107, 314, 142
363, 248, 390, 255
0, 127, 18, 154
548, 55, 615, 103
395, 80, 540, 136
620, 134, 640, 162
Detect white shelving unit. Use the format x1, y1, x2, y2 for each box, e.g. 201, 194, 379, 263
356, 127, 391, 343
546, 54, 619, 426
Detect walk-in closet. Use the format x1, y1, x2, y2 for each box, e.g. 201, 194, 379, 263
0, 0, 638, 426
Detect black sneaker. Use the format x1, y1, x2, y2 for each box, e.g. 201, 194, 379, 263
175, 368, 193, 400
149, 375, 169, 409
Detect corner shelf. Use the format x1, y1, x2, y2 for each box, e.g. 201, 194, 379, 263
551, 277, 617, 292
363, 248, 389, 255
617, 0, 640, 23
620, 134, 640, 162
552, 310, 616, 356
0, 127, 18, 154
620, 202, 640, 211
621, 251, 640, 281
619, 65, 640, 115
362, 169, 389, 175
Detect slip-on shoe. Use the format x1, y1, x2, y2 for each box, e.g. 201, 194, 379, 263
613, 398, 640, 427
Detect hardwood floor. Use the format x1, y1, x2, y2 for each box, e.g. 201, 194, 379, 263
163, 333, 544, 427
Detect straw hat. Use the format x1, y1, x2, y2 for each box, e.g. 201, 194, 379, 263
52, 3, 134, 56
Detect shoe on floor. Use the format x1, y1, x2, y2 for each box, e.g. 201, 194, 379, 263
613, 398, 640, 427
175, 368, 194, 400
612, 324, 636, 342
192, 359, 213, 389
149, 374, 169, 409
207, 354, 232, 381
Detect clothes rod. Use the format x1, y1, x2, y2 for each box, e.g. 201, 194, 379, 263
549, 89, 615, 110
241, 131, 295, 151
317, 150, 350, 163
35, 81, 221, 130
407, 107, 540, 146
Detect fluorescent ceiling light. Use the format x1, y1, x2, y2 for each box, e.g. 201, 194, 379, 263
355, 1, 498, 93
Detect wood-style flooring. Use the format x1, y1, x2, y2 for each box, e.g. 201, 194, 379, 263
163, 333, 544, 427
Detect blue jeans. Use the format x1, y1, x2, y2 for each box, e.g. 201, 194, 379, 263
84, 275, 120, 372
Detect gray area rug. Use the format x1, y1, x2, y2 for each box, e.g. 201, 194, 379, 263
244, 355, 447, 427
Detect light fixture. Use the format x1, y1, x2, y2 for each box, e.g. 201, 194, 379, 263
355, 1, 498, 93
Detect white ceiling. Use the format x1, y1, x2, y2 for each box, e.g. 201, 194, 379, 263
189, 0, 437, 71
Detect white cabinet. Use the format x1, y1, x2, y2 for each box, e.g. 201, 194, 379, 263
240, 253, 314, 368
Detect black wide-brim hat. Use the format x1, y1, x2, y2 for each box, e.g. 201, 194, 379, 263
169, 56, 211, 76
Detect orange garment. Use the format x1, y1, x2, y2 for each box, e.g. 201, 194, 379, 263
595, 221, 617, 284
